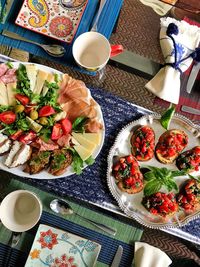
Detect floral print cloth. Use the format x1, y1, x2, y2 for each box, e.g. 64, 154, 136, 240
25, 224, 101, 267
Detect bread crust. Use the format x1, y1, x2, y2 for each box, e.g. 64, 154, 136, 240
155, 129, 188, 164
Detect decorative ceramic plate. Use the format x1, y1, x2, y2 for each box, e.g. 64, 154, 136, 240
25, 224, 101, 267
15, 0, 88, 43
0, 62, 105, 179
107, 113, 200, 229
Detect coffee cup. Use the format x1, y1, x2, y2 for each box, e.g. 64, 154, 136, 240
0, 190, 42, 232
72, 31, 123, 72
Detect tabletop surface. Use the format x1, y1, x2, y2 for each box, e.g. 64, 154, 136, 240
0, 0, 200, 266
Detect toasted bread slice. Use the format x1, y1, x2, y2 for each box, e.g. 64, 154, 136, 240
155, 129, 188, 164
117, 179, 143, 194
131, 126, 155, 161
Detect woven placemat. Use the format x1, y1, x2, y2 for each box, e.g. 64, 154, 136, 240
0, 178, 143, 267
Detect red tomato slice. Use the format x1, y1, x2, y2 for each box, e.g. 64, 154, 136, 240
0, 111, 16, 124
15, 94, 30, 106
10, 129, 23, 140
60, 118, 72, 134
19, 130, 37, 144
39, 106, 56, 117
51, 123, 63, 140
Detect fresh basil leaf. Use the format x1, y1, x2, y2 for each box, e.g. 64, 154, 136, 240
144, 179, 162, 196
144, 171, 155, 181
171, 170, 186, 176
165, 179, 178, 192
85, 156, 95, 166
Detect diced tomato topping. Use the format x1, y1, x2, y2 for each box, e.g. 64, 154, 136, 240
113, 164, 120, 171
51, 123, 63, 140
126, 154, 135, 163
38, 105, 56, 117
0, 111, 16, 124
60, 118, 72, 134
19, 130, 37, 144
10, 129, 23, 140
15, 94, 30, 106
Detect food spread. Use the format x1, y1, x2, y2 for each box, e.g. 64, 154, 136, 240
110, 116, 200, 222
0, 62, 103, 176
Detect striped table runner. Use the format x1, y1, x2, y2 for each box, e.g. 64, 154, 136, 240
0, 178, 143, 267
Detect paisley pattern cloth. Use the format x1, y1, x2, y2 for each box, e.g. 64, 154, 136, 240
145, 17, 200, 104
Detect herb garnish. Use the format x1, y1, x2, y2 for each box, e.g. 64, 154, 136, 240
143, 166, 185, 196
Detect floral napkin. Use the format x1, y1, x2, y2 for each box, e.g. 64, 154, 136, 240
145, 17, 200, 104
25, 224, 101, 267
133, 242, 172, 267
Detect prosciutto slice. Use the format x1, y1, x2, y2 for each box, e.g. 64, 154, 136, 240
0, 67, 17, 84
0, 64, 9, 77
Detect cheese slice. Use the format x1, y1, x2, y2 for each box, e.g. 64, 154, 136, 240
74, 144, 93, 161
72, 132, 96, 151
83, 132, 102, 145
6, 82, 16, 106
0, 81, 8, 105
26, 64, 38, 91
42, 73, 54, 96
33, 70, 49, 95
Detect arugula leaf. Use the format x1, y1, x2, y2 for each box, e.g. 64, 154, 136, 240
39, 128, 51, 142
6, 62, 13, 69
0, 105, 11, 112
72, 117, 88, 133
85, 156, 95, 165
39, 81, 61, 110
71, 151, 84, 175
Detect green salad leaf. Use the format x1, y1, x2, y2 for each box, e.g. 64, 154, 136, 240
72, 117, 88, 133
143, 166, 185, 196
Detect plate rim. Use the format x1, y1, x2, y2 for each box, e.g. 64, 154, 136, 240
107, 112, 200, 229
0, 62, 105, 179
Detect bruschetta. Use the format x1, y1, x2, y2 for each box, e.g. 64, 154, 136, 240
155, 129, 188, 164
112, 154, 143, 194
142, 192, 178, 217
177, 179, 200, 212
176, 146, 200, 173
131, 126, 155, 161
49, 149, 73, 176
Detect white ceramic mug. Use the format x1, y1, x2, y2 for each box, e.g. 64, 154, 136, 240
72, 31, 123, 72
0, 190, 42, 232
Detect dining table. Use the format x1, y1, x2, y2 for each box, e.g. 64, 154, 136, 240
0, 0, 200, 266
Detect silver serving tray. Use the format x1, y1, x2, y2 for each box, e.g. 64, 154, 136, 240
107, 113, 200, 229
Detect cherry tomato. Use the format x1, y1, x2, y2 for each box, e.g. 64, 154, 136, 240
10, 129, 23, 140
39, 106, 56, 117
15, 94, 30, 106
126, 154, 135, 163
0, 111, 16, 124
60, 118, 72, 134
51, 123, 63, 140
19, 130, 37, 144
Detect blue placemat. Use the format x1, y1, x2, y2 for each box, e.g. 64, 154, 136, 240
0, 0, 124, 69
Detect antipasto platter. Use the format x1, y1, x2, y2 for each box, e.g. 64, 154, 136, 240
0, 62, 105, 179
107, 113, 200, 228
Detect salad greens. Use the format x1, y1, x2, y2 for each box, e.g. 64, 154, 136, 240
143, 166, 186, 196
72, 116, 88, 133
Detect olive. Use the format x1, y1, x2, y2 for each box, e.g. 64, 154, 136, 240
30, 110, 38, 120
15, 105, 25, 113
38, 117, 48, 125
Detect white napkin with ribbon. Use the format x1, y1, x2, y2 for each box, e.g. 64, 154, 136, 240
134, 242, 172, 267
145, 17, 200, 104
139, 0, 174, 16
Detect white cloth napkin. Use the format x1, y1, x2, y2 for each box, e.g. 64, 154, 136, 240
145, 17, 200, 104
139, 0, 174, 16
133, 242, 172, 267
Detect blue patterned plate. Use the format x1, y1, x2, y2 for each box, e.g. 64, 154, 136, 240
25, 224, 101, 267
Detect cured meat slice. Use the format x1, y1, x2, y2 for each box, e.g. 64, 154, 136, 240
0, 64, 9, 77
